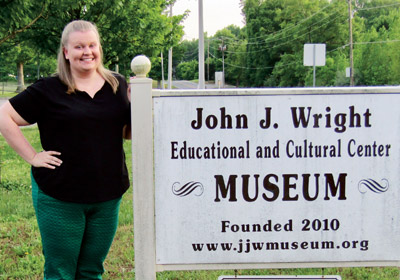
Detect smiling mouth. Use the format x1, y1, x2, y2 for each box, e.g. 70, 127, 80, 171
81, 58, 94, 61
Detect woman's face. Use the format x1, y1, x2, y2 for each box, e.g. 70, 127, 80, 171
63, 30, 101, 76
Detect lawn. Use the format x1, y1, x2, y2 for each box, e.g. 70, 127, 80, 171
0, 81, 20, 98
0, 127, 399, 279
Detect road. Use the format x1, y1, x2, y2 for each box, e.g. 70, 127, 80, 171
172, 80, 199, 89
171, 80, 229, 89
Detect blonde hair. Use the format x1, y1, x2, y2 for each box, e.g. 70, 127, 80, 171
57, 20, 118, 94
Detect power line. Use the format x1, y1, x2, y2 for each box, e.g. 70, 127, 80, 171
219, 2, 342, 46
184, 1, 400, 65
244, 2, 335, 43
209, 39, 400, 71
209, 13, 347, 55
206, 2, 400, 59
327, 39, 400, 53
354, 39, 400, 45
187, 2, 400, 72
210, 1, 400, 48
357, 2, 400, 11
209, 51, 297, 70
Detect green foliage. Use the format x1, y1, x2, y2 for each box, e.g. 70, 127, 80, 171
331, 51, 354, 86
3, 0, 400, 87
176, 59, 198, 80
269, 52, 306, 87
304, 55, 347, 87
1, 0, 186, 83
24, 54, 58, 82
174, 39, 199, 64
224, 38, 247, 86
0, 66, 15, 82
0, 43, 16, 81
0, 0, 46, 45
241, 0, 348, 87
173, 0, 400, 87
354, 6, 400, 85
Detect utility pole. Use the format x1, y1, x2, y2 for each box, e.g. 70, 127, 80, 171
349, 0, 354, 86
168, 4, 173, 89
207, 39, 210, 82
198, 0, 205, 89
219, 38, 226, 87
161, 52, 165, 89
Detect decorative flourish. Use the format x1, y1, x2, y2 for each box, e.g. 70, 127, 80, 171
358, 178, 389, 194
172, 181, 204, 197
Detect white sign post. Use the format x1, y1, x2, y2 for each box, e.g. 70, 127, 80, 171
130, 56, 400, 278
304, 44, 326, 87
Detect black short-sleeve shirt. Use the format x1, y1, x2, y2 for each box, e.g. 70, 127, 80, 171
9, 74, 130, 203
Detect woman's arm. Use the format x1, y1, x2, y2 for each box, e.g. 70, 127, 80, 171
0, 101, 62, 169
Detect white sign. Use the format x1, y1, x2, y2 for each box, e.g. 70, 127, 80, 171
154, 92, 400, 265
218, 276, 341, 280
346, 67, 351, 78
304, 44, 326, 66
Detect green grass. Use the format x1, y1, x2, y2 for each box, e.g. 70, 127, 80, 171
0, 81, 19, 97
0, 127, 399, 279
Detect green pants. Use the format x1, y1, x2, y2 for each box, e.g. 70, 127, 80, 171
31, 173, 121, 280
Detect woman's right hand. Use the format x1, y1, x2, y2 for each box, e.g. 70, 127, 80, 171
30, 151, 63, 169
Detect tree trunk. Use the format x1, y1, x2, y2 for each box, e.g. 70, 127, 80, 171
16, 62, 25, 93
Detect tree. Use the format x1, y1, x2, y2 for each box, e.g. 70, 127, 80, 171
242, 0, 284, 87
169, 0, 400, 87
14, 42, 34, 92
0, 38, 35, 91
214, 26, 247, 86
0, 42, 15, 81
270, 52, 306, 87
0, 0, 47, 46
242, 0, 349, 87
224, 38, 247, 86
174, 39, 199, 64
1, 0, 185, 85
354, 2, 400, 85
176, 59, 198, 80
0, 0, 48, 90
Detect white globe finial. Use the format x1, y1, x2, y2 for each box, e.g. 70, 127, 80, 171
131, 55, 151, 78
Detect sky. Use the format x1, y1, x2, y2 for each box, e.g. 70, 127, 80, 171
172, 0, 245, 40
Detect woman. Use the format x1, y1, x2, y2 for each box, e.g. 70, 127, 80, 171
0, 20, 131, 279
